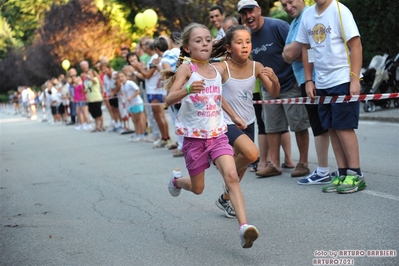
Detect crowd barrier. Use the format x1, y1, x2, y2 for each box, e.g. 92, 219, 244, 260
1, 93, 398, 114
98, 92, 399, 106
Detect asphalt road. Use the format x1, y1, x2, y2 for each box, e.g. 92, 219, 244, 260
1, 110, 398, 266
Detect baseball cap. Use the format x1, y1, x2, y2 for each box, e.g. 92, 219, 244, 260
237, 0, 260, 12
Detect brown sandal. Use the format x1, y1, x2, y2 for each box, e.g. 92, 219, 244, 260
281, 162, 295, 169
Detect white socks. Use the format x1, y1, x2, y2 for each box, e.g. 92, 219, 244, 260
317, 166, 329, 177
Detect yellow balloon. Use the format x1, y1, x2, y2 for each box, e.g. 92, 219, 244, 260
62, 59, 70, 71
143, 9, 158, 28
135, 13, 146, 29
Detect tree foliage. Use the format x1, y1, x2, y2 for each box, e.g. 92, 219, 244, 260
0, 0, 131, 93
341, 0, 399, 65
0, 16, 23, 59
0, 50, 31, 92
116, 0, 276, 32
1, 0, 69, 44
94, 0, 132, 37
37, 0, 129, 65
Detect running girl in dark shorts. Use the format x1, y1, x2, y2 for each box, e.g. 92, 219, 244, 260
211, 25, 280, 218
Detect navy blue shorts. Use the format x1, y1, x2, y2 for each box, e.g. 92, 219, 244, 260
301, 83, 328, 137
225, 122, 255, 147
317, 82, 359, 130
147, 94, 164, 103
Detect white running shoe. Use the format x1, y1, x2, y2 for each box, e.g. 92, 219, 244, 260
168, 168, 182, 197
131, 136, 143, 142
75, 124, 83, 130
153, 139, 167, 148
239, 224, 259, 248
153, 138, 161, 145
83, 123, 91, 130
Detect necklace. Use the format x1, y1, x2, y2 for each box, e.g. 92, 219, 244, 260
179, 56, 209, 64
230, 58, 248, 66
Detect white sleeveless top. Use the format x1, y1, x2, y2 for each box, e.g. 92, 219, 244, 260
175, 65, 227, 139
222, 61, 256, 125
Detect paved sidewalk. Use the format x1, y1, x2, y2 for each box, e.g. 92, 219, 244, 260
359, 100, 399, 123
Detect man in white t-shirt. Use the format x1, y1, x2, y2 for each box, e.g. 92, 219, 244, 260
280, 0, 331, 186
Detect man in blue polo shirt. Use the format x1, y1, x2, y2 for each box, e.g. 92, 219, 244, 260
280, 0, 332, 186
238, 0, 311, 178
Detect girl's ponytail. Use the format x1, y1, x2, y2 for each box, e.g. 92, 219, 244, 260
211, 37, 227, 59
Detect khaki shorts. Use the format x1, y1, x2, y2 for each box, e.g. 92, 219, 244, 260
262, 84, 309, 133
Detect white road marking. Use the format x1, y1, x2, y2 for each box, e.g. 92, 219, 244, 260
361, 190, 399, 201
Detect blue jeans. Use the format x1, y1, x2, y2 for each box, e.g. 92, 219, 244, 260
69, 101, 76, 122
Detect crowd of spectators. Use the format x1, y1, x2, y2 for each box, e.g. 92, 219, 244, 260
6, 1, 365, 196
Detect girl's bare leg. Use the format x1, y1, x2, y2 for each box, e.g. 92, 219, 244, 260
215, 155, 247, 226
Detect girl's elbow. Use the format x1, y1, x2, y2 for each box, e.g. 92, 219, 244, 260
165, 97, 172, 106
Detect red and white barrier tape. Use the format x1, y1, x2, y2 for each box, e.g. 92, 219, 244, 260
253, 93, 399, 105
69, 93, 399, 106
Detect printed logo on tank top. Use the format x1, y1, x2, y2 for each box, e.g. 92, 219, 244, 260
190, 86, 222, 117
238, 90, 251, 101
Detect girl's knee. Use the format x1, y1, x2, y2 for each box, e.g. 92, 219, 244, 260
191, 184, 205, 195
247, 151, 259, 164
224, 169, 240, 183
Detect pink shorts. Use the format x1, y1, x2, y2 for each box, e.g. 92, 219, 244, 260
182, 134, 234, 176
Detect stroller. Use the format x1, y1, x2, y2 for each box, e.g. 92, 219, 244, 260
361, 53, 399, 112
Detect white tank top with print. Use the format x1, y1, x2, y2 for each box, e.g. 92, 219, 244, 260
222, 61, 256, 125
175, 65, 227, 139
